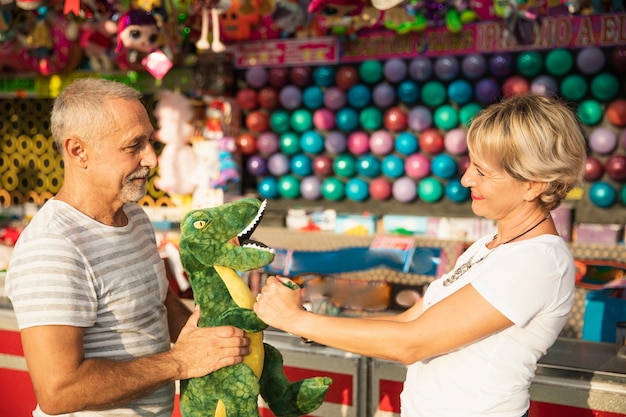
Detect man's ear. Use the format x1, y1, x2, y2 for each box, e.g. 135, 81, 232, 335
64, 137, 88, 168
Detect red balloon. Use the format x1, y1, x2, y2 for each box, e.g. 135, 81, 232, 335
236, 133, 257, 155
369, 177, 392, 200
312, 155, 333, 177
290, 66, 312, 87
584, 155, 604, 182
605, 154, 626, 181
458, 155, 471, 174
335, 65, 359, 90
502, 76, 530, 98
419, 128, 445, 154
257, 87, 280, 110
245, 110, 270, 133
268, 67, 289, 88
383, 107, 408, 132
236, 88, 258, 111
607, 99, 626, 128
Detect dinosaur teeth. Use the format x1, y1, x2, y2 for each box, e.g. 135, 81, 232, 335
238, 199, 267, 241
242, 242, 275, 254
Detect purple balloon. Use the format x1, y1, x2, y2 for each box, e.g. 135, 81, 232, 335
279, 85, 302, 110
372, 83, 397, 107
530, 75, 559, 97
621, 128, 626, 150
444, 128, 468, 155
489, 53, 514, 78
392, 176, 418, 202
408, 57, 433, 81
300, 176, 322, 200
325, 130, 347, 154
245, 67, 269, 88
384, 58, 408, 83
475, 78, 501, 104
461, 54, 486, 79
256, 132, 279, 155
408, 106, 433, 131
576, 47, 606, 75
324, 87, 347, 111
246, 154, 268, 176
434, 56, 460, 81
267, 153, 290, 176
589, 127, 618, 154
405, 153, 431, 179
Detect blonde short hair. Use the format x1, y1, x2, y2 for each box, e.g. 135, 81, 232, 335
466, 94, 587, 211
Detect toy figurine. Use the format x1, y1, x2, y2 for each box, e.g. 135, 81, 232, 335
114, 8, 159, 70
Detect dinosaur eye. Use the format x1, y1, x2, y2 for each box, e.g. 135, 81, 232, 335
193, 220, 206, 229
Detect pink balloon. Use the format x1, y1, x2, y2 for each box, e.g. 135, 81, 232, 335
405, 153, 431, 179
256, 132, 279, 155
347, 131, 370, 155
589, 127, 618, 154
444, 128, 468, 155
369, 130, 394, 155
313, 108, 336, 130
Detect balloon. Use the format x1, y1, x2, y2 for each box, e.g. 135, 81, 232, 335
421, 81, 447, 107
333, 154, 357, 177
419, 128, 445, 154
321, 177, 345, 200
405, 153, 431, 179
607, 99, 626, 128
445, 178, 470, 202
584, 155, 604, 182
461, 54, 486, 79
431, 153, 458, 178
516, 51, 543, 77
373, 83, 397, 107
313, 108, 336, 130
605, 155, 626, 182
408, 57, 433, 81
622, 184, 626, 205
258, 176, 279, 199
300, 176, 322, 199
256, 131, 279, 155
346, 178, 370, 201
381, 154, 405, 178
270, 110, 291, 133
280, 131, 301, 155
448, 79, 473, 105
246, 110, 269, 133
434, 56, 460, 81
236, 88, 258, 111
488, 53, 513, 78
236, 132, 257, 155
545, 49, 573, 76
383, 107, 408, 131
392, 176, 417, 202
475, 78, 500, 104
347, 83, 372, 108
418, 177, 444, 203
359, 60, 384, 84
370, 177, 392, 200
246, 154, 267, 176
530, 75, 558, 97
589, 181, 616, 207
458, 155, 471, 174
313, 155, 334, 176
444, 128, 468, 155
278, 175, 301, 198
313, 66, 336, 87
245, 67, 269, 88
589, 127, 617, 154
370, 130, 395, 155
359, 106, 383, 131
258, 87, 280, 110
324, 87, 347, 110
279, 85, 302, 110
459, 103, 482, 126
577, 100, 604, 126
622, 129, 626, 150
396, 80, 420, 104
560, 75, 588, 101
267, 153, 290, 176
336, 108, 359, 132
290, 66, 312, 87
302, 86, 324, 109
325, 131, 347, 154
335, 65, 359, 90
347, 131, 370, 155
576, 47, 606, 75
395, 132, 419, 155
268, 67, 289, 88
611, 46, 626, 72
408, 106, 433, 131
590, 73, 619, 102
433, 105, 459, 130
290, 153, 313, 176
291, 109, 313, 132
356, 154, 381, 177
383, 58, 408, 83
502, 76, 529, 98
300, 130, 325, 154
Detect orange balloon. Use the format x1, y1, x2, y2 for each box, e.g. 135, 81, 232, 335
236, 133, 257, 155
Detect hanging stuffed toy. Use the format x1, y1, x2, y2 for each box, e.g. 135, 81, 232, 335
178, 197, 332, 417
192, 0, 230, 52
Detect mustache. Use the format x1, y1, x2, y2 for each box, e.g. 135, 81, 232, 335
127, 168, 151, 182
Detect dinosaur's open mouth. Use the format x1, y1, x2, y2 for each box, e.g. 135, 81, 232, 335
237, 199, 272, 252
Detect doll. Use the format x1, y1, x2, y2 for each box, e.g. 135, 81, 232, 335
114, 8, 159, 70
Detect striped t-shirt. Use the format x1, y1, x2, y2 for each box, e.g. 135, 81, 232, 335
5, 200, 174, 416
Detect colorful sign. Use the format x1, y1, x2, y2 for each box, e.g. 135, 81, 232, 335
234, 36, 339, 68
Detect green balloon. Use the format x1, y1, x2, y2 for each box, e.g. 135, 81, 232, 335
545, 49, 573, 76
321, 177, 345, 201
280, 131, 301, 155
516, 51, 543, 77
333, 154, 357, 177
418, 177, 444, 203
359, 60, 383, 84
278, 175, 301, 199
620, 185, 626, 205
434, 105, 459, 130
459, 102, 483, 126
359, 106, 383, 131
590, 73, 619, 102
290, 109, 313, 133
577, 100, 604, 126
270, 110, 290, 133
560, 75, 588, 101
421, 81, 447, 107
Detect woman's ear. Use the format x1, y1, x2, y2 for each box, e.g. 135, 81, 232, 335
524, 180, 548, 201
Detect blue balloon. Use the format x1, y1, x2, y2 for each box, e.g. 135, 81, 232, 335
258, 177, 279, 199
434, 56, 459, 81
397, 80, 420, 105
336, 108, 360, 132
445, 178, 470, 202
300, 130, 325, 154
356, 154, 382, 178
313, 66, 336, 87
346, 178, 370, 201
381, 154, 405, 178
347, 84, 372, 108
431, 154, 458, 179
395, 132, 419, 155
302, 86, 324, 109
589, 182, 617, 208
290, 153, 313, 176
448, 79, 473, 105
461, 54, 486, 79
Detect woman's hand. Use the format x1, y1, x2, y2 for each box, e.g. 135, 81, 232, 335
253, 276, 307, 333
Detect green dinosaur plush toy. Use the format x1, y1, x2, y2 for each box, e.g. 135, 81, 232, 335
178, 197, 332, 417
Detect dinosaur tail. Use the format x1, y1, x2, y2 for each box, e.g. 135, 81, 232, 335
259, 343, 333, 417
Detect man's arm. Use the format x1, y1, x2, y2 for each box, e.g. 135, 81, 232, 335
165, 286, 193, 342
